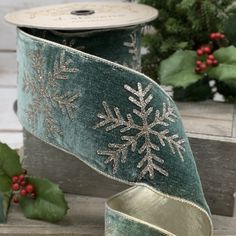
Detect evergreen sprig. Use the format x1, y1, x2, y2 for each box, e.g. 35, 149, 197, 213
140, 0, 234, 81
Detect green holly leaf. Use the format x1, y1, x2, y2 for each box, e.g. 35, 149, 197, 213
159, 50, 202, 88
0, 143, 22, 179
0, 191, 11, 223
208, 46, 236, 85
0, 143, 22, 222
0, 171, 11, 193
20, 177, 68, 222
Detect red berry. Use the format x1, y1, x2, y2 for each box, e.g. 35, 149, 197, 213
210, 32, 217, 40
206, 59, 213, 65
12, 176, 19, 183
26, 184, 34, 193
203, 47, 211, 54
12, 183, 20, 191
13, 196, 19, 204
208, 54, 215, 60
197, 49, 204, 56
200, 63, 207, 71
19, 174, 25, 181
212, 60, 218, 66
20, 189, 27, 197
196, 60, 202, 66
220, 34, 225, 40
20, 181, 26, 187
195, 67, 201, 74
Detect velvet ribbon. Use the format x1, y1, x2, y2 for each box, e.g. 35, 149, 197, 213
11, 25, 213, 235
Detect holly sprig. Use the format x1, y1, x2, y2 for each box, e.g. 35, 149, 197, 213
159, 31, 236, 101
0, 143, 68, 223
194, 32, 226, 74
11, 170, 36, 203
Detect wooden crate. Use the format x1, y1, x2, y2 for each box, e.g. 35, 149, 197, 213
178, 101, 236, 217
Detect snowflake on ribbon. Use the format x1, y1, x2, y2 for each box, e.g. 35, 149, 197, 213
94, 83, 185, 179
123, 30, 141, 71
23, 48, 79, 137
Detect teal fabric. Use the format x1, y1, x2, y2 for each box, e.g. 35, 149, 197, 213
105, 208, 166, 236
14, 27, 212, 235
23, 25, 142, 71
17, 28, 208, 211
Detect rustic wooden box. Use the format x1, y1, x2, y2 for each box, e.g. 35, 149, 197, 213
23, 101, 236, 217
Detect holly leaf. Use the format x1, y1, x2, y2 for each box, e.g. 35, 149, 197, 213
0, 143, 22, 179
0, 191, 11, 223
20, 177, 68, 222
208, 46, 236, 86
0, 143, 22, 222
159, 50, 202, 88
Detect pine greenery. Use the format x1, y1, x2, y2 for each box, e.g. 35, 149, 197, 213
140, 0, 234, 81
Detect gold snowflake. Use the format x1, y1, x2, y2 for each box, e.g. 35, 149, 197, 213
95, 83, 185, 179
23, 48, 79, 137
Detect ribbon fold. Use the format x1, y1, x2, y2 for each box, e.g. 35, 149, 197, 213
14, 26, 213, 236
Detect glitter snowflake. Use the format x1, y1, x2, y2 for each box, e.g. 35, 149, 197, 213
123, 30, 141, 71
95, 83, 185, 179
23, 48, 80, 137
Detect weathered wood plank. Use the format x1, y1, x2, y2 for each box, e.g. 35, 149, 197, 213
0, 53, 17, 74
183, 116, 232, 137
0, 195, 104, 236
177, 101, 234, 138
190, 136, 236, 216
0, 72, 17, 87
0, 74, 22, 148
177, 101, 234, 121
213, 215, 236, 231
0, 132, 23, 149
0, 8, 16, 51
0, 88, 22, 132
0, 194, 235, 236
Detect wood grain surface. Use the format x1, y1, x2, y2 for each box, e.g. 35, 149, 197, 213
0, 194, 235, 236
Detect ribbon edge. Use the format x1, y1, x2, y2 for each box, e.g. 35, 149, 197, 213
106, 185, 213, 236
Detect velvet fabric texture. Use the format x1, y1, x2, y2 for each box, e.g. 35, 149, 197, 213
6, 26, 213, 235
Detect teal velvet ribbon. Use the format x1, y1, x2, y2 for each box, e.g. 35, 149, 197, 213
12, 25, 213, 235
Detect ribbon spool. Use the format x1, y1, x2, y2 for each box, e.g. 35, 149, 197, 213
5, 2, 213, 235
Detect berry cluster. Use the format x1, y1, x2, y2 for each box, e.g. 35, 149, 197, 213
210, 32, 225, 40
195, 45, 218, 74
194, 32, 225, 74
11, 170, 36, 204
